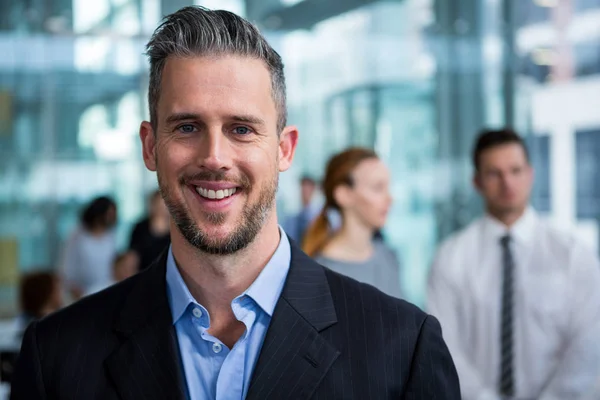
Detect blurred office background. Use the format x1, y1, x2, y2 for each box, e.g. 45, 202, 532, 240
0, 0, 599, 316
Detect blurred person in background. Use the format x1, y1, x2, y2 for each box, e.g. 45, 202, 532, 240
84, 251, 140, 296
16, 272, 62, 334
0, 272, 63, 388
282, 174, 319, 243
303, 147, 402, 298
11, 7, 459, 399
60, 195, 117, 301
129, 190, 171, 270
428, 128, 600, 399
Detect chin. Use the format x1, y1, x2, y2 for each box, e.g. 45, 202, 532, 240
369, 221, 386, 231
197, 221, 234, 237
494, 204, 524, 215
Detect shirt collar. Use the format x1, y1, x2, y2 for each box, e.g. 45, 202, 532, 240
483, 206, 537, 246
165, 227, 291, 324
165, 246, 197, 324
242, 227, 291, 317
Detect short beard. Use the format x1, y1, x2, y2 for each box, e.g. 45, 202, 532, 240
157, 167, 278, 255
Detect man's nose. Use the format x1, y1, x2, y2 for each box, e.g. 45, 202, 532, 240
196, 129, 233, 171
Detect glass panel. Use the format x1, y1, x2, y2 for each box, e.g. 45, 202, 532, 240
378, 84, 437, 304
515, 0, 600, 248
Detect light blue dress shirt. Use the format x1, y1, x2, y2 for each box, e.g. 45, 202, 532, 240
166, 228, 291, 400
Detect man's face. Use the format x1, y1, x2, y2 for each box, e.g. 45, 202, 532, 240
475, 143, 533, 217
104, 206, 117, 229
140, 55, 297, 255
300, 180, 316, 207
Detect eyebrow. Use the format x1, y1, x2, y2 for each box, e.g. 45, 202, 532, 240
230, 115, 266, 127
165, 113, 201, 125
164, 112, 266, 127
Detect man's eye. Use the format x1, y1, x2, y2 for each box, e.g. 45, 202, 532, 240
233, 126, 252, 135
177, 124, 196, 133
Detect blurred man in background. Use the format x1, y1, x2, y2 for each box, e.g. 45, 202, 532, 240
129, 190, 171, 271
16, 272, 62, 335
428, 128, 600, 399
282, 175, 319, 243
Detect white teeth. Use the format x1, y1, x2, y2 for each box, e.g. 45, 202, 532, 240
195, 186, 237, 199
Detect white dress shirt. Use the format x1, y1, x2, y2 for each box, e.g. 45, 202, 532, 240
427, 207, 600, 400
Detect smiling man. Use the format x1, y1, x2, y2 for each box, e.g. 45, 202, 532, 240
11, 6, 460, 399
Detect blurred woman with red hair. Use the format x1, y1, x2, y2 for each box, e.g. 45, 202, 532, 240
303, 147, 402, 298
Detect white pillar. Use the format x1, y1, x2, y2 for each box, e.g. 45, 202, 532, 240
549, 125, 575, 230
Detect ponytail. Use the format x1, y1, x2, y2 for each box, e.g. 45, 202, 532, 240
302, 208, 331, 257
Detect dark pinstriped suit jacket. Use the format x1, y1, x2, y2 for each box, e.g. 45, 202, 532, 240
11, 241, 460, 399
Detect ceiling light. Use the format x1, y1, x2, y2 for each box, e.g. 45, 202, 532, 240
534, 0, 559, 7
532, 48, 556, 65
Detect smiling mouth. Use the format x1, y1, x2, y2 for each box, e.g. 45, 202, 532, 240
194, 186, 238, 200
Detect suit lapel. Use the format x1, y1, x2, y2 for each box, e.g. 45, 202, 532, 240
105, 251, 186, 400
246, 243, 339, 400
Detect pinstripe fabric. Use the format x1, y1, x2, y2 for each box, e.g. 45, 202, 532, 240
248, 247, 461, 399
11, 250, 186, 400
11, 240, 460, 400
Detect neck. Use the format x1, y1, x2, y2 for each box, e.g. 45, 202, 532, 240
87, 225, 106, 236
324, 213, 374, 261
487, 206, 528, 228
170, 212, 281, 318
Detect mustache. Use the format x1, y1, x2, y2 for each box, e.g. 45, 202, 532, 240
180, 171, 251, 189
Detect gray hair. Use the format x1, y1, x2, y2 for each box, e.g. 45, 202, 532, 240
145, 6, 287, 133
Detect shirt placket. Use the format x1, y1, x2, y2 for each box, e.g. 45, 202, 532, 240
215, 297, 256, 400
192, 306, 232, 399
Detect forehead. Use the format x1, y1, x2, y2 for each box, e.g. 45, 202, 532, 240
353, 158, 389, 181
158, 55, 276, 122
479, 143, 528, 169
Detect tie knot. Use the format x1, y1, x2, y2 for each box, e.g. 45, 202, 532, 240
500, 235, 511, 247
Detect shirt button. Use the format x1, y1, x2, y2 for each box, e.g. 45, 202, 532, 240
192, 308, 203, 318
212, 343, 222, 354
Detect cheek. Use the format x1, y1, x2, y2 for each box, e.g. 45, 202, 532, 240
482, 181, 500, 196
159, 143, 193, 173
240, 144, 278, 176
519, 175, 532, 191
355, 192, 385, 215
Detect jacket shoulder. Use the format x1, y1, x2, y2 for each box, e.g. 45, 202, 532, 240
323, 267, 428, 332
35, 272, 141, 339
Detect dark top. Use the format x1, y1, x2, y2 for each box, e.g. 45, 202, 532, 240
128, 218, 170, 271
11, 239, 461, 400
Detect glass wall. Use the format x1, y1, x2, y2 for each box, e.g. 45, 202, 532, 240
0, 0, 599, 314
271, 0, 600, 305
514, 0, 600, 251
0, 0, 161, 315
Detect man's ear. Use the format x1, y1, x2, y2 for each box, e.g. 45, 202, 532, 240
278, 125, 299, 172
473, 173, 482, 194
140, 121, 157, 171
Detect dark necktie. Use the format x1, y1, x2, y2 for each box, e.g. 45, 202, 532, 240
499, 235, 515, 397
